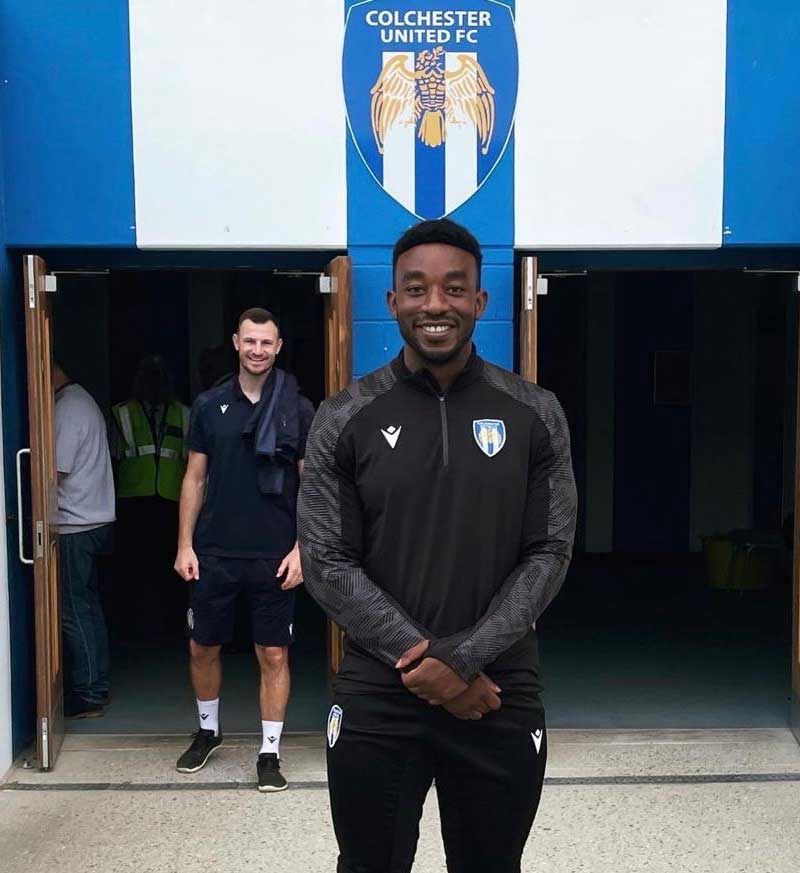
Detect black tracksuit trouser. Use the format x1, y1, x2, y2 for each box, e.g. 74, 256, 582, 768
326, 691, 547, 873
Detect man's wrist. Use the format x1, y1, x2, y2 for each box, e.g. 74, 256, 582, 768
425, 641, 476, 684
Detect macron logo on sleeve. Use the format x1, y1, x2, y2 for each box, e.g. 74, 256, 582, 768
220, 404, 229, 414
380, 425, 402, 449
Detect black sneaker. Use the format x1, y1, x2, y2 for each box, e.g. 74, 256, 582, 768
64, 695, 104, 719
257, 753, 288, 792
176, 729, 223, 773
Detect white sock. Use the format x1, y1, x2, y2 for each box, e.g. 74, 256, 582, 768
197, 698, 219, 736
260, 721, 284, 756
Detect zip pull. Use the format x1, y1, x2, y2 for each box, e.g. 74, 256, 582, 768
438, 395, 449, 467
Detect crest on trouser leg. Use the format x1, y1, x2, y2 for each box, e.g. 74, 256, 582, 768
327, 704, 343, 748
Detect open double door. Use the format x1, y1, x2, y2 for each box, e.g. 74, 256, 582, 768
19, 254, 353, 769
517, 256, 800, 743
20, 255, 62, 769
19, 252, 800, 767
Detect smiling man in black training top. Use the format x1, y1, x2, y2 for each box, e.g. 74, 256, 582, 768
298, 219, 577, 872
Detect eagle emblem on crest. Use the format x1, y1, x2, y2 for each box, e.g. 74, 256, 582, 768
370, 46, 496, 155
473, 419, 506, 458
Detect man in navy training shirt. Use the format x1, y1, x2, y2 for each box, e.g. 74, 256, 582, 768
174, 307, 311, 793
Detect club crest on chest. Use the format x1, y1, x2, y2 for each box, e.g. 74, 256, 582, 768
473, 419, 506, 458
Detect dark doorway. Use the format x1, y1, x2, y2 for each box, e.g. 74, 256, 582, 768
530, 269, 793, 728
53, 268, 329, 734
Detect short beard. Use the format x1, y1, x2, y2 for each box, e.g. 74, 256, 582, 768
399, 321, 473, 366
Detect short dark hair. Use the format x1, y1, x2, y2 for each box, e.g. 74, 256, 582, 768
392, 219, 483, 286
237, 307, 280, 334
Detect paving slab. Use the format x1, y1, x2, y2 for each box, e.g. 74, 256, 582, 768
1, 781, 799, 872
4, 729, 800, 787
2, 730, 800, 873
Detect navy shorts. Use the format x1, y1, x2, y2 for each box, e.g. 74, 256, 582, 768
188, 555, 295, 647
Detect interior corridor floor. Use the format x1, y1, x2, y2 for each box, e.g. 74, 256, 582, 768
539, 554, 792, 729
67, 554, 793, 735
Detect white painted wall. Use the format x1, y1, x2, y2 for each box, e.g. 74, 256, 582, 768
515, 1, 728, 249
129, 1, 347, 249
130, 1, 729, 251
0, 359, 13, 777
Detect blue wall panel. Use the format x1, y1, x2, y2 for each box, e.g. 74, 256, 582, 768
0, 1, 135, 246
352, 251, 514, 378
345, 0, 517, 380
722, 1, 800, 245
0, 110, 35, 753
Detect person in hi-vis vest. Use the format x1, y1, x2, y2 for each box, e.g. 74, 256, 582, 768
111, 354, 190, 637
112, 366, 189, 502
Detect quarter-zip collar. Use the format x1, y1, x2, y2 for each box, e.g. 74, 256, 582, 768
391, 346, 483, 469
391, 345, 484, 396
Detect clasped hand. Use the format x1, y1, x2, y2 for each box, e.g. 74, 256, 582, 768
396, 640, 502, 719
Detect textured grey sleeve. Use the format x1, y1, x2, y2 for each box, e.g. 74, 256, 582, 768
430, 370, 577, 681
297, 377, 428, 668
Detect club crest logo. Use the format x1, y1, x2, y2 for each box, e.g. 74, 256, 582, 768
343, 1, 518, 219
473, 419, 506, 457
327, 704, 344, 748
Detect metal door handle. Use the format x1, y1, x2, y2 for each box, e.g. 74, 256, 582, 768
16, 448, 33, 565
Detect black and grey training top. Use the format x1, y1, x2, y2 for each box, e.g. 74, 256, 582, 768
298, 350, 577, 698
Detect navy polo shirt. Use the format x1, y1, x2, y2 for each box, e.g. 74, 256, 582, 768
188, 372, 311, 560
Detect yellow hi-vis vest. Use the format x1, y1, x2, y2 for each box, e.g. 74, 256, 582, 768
112, 400, 189, 501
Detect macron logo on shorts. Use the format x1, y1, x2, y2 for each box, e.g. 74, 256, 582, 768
220, 404, 229, 414
531, 729, 543, 754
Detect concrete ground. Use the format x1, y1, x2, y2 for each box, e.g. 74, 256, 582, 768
2, 728, 800, 872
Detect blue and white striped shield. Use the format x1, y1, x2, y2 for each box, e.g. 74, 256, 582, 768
343, 0, 518, 219
473, 419, 506, 457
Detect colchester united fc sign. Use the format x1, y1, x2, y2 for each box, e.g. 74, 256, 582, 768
343, 1, 518, 220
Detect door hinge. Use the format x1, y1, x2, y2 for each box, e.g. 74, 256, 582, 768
44, 274, 57, 293
35, 521, 44, 559
318, 276, 336, 295
41, 716, 49, 770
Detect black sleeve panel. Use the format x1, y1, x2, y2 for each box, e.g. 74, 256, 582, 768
427, 365, 578, 681
297, 369, 429, 668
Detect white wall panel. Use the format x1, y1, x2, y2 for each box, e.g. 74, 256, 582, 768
515, 2, 727, 249
129, 1, 346, 249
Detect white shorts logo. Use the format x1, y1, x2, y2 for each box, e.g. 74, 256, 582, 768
186, 608, 194, 631
327, 704, 343, 749
531, 728, 543, 754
